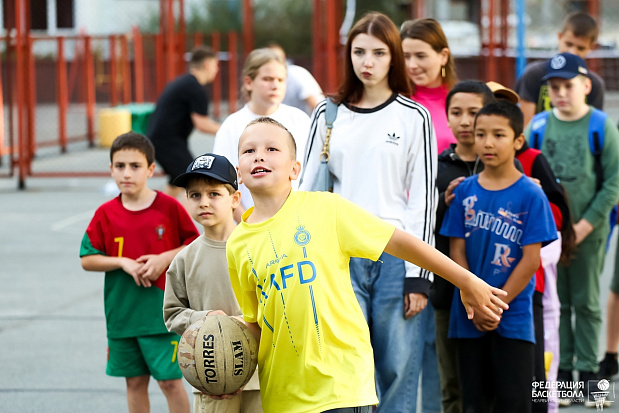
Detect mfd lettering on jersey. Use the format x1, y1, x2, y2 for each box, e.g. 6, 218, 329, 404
257, 226, 318, 297
264, 260, 317, 293
462, 195, 524, 245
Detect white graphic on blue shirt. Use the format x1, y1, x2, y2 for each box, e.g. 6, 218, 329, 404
440, 175, 558, 343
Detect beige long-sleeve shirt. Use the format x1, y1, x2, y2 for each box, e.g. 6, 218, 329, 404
164, 234, 259, 391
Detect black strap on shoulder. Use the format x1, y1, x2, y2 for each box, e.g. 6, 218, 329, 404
593, 130, 603, 191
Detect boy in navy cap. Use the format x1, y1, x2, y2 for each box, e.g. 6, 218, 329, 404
163, 153, 263, 413
524, 52, 619, 407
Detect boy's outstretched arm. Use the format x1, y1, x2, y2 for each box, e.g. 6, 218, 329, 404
384, 229, 508, 320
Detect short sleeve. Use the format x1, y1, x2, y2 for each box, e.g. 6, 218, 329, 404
291, 66, 323, 100
227, 250, 259, 324
520, 185, 558, 246
175, 201, 200, 246
80, 209, 106, 257
334, 195, 395, 261
80, 231, 105, 257
187, 80, 208, 116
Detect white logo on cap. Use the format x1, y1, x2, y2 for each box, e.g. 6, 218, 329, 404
192, 155, 215, 170
550, 55, 567, 70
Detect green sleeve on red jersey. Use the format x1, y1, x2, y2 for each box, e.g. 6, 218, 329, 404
80, 232, 105, 257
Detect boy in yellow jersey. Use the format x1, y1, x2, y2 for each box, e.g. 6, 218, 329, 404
223, 117, 508, 413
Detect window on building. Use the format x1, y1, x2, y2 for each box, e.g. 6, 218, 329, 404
56, 0, 74, 28
2, 0, 75, 31
2, 0, 16, 30
30, 0, 48, 30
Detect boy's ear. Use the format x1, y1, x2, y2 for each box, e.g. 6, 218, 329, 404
584, 77, 592, 96
514, 133, 525, 151
231, 190, 242, 209
289, 160, 302, 181
236, 166, 244, 185
147, 162, 156, 177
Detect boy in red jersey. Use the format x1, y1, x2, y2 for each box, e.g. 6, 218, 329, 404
80, 132, 199, 413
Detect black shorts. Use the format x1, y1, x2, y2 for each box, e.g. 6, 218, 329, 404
152, 139, 193, 185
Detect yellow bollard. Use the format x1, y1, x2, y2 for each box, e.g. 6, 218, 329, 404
98, 109, 131, 148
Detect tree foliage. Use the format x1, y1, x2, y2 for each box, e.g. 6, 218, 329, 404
145, 1, 414, 57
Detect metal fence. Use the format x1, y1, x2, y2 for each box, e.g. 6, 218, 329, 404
0, 29, 244, 185
4, 0, 619, 188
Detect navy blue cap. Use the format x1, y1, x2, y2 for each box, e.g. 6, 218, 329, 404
541, 52, 589, 81
173, 153, 238, 190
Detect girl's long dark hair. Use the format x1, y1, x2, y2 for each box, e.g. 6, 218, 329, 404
334, 12, 411, 105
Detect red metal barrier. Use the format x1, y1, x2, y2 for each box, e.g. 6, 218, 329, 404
16, 0, 28, 188
228, 32, 238, 113
84, 35, 95, 145
27, 35, 35, 168
133, 27, 144, 104
57, 36, 68, 153
110, 35, 118, 107
3, 4, 240, 187
0, 45, 5, 160
212, 32, 221, 119
121, 35, 131, 104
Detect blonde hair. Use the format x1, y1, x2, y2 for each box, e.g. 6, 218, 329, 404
241, 48, 286, 101
243, 117, 297, 159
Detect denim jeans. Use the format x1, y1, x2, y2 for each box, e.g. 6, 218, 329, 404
350, 253, 441, 413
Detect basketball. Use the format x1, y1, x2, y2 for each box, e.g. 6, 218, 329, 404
178, 315, 258, 395
598, 379, 610, 391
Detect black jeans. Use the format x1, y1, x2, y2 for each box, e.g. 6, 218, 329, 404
458, 332, 534, 413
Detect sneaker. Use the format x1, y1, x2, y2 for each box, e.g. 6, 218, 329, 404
558, 369, 573, 408
598, 353, 619, 379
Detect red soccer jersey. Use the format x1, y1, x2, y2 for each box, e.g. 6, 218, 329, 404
81, 191, 199, 338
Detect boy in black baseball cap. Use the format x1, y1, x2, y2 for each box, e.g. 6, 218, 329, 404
163, 153, 263, 412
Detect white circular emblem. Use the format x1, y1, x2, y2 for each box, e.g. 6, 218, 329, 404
550, 55, 567, 70
598, 379, 610, 391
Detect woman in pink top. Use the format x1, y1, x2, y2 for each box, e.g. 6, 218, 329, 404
398, 17, 458, 413
401, 18, 458, 154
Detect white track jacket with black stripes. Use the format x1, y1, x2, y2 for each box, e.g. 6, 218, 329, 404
299, 93, 438, 295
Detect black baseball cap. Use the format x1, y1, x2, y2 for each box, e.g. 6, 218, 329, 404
173, 153, 238, 190
541, 52, 589, 81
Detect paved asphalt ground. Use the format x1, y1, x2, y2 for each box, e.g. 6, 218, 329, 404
2, 105, 619, 411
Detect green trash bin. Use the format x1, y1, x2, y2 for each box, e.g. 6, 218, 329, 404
115, 103, 156, 135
